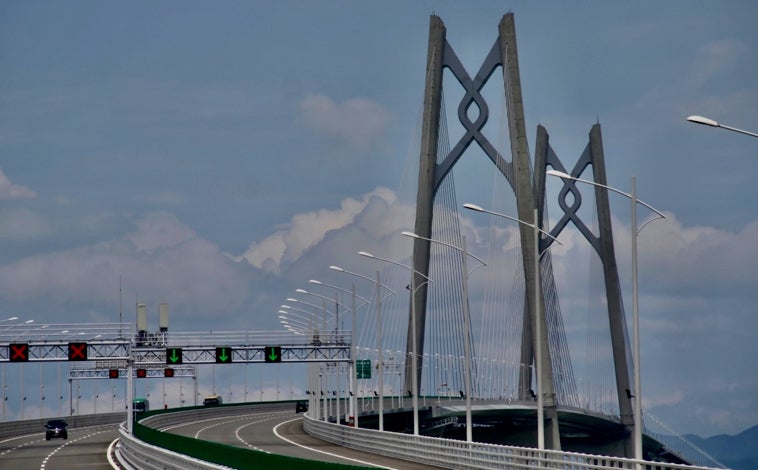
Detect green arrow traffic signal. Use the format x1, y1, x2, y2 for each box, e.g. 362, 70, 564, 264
215, 347, 232, 363
166, 348, 183, 364
265, 346, 281, 363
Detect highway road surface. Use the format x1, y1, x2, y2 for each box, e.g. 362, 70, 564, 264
0, 423, 119, 470
0, 405, 444, 469
161, 402, 444, 469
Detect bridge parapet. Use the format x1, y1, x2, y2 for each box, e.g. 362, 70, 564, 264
303, 412, 721, 470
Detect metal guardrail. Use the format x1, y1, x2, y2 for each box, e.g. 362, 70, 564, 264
116, 403, 365, 470
302, 413, 723, 470
108, 403, 724, 470
116, 422, 230, 470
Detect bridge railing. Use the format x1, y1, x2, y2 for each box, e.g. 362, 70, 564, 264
303, 413, 722, 470
116, 402, 367, 470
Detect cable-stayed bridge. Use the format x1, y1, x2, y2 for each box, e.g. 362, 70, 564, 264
0, 12, 728, 470
293, 12, 723, 468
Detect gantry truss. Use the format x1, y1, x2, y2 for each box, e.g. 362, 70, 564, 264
68, 364, 197, 380
133, 344, 350, 364
0, 324, 351, 364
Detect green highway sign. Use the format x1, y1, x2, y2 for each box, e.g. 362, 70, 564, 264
264, 346, 281, 363
166, 348, 183, 364
356, 359, 371, 379
215, 347, 232, 363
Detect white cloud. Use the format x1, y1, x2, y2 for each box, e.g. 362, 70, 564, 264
0, 212, 253, 322
236, 187, 397, 273
0, 167, 36, 200
298, 94, 390, 150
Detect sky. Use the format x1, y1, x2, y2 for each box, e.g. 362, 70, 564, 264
0, 0, 757, 441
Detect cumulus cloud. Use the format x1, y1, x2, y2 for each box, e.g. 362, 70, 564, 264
298, 94, 390, 150
0, 212, 253, 323
0, 167, 36, 200
236, 187, 397, 273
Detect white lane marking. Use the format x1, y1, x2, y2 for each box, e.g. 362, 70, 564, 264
40, 428, 112, 470
0, 435, 45, 456
273, 418, 396, 469
169, 411, 290, 442
0, 424, 116, 459
107, 438, 120, 469
233, 421, 271, 453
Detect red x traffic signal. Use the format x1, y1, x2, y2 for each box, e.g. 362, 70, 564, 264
136, 368, 147, 378
108, 369, 119, 379
9, 343, 29, 362
68, 342, 88, 361
164, 368, 174, 378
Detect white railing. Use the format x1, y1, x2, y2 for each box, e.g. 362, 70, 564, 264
303, 413, 723, 470
116, 422, 230, 470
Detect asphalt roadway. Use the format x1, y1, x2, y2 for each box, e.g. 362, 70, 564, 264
0, 423, 119, 470
0, 405, 444, 469
161, 404, 444, 469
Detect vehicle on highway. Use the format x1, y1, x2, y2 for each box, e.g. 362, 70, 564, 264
45, 419, 68, 440
295, 401, 308, 413
133, 397, 150, 414
203, 394, 223, 406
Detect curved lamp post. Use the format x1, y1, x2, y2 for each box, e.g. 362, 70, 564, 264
401, 231, 487, 442
686, 115, 758, 138
309, 278, 370, 428
358, 250, 431, 436
299, 286, 352, 427
331, 264, 396, 431
463, 203, 562, 450
546, 169, 665, 464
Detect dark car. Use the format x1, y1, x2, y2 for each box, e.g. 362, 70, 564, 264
45, 419, 68, 440
295, 401, 308, 413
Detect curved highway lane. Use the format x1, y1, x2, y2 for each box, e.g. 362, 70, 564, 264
0, 423, 118, 470
162, 404, 443, 469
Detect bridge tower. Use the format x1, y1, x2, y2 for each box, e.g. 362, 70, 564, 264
536, 123, 636, 457
410, 13, 562, 449
409, 13, 637, 456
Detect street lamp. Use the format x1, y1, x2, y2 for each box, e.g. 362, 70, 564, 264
686, 115, 758, 138
358, 250, 432, 436
463, 203, 562, 450
401, 231, 487, 442
330, 264, 396, 431
285, 297, 335, 329
309, 278, 370, 428
546, 169, 665, 463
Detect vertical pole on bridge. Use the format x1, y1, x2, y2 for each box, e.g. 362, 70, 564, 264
376, 270, 384, 432
126, 341, 134, 434
350, 283, 358, 428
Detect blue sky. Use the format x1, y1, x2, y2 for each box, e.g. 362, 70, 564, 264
1, 1, 756, 440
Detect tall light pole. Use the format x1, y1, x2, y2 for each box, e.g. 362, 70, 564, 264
686, 115, 758, 138
463, 203, 562, 450
358, 250, 432, 436
1, 316, 19, 421
285, 297, 336, 335
401, 231, 487, 442
330, 265, 396, 432
309, 278, 370, 428
297, 287, 355, 424
546, 170, 665, 464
